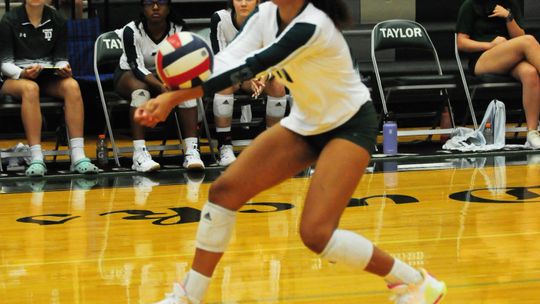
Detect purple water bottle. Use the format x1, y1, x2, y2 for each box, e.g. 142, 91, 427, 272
383, 121, 398, 155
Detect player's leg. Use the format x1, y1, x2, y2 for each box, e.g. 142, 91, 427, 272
42, 76, 98, 173
155, 124, 317, 304
177, 100, 204, 170
510, 62, 540, 148
263, 78, 287, 128
213, 86, 236, 166
475, 35, 540, 75
1, 79, 46, 176
116, 71, 160, 172
299, 103, 445, 303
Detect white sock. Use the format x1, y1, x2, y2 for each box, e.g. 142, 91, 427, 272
184, 137, 198, 152
384, 258, 423, 285
70, 138, 86, 164
133, 140, 146, 155
30, 144, 43, 162
183, 269, 210, 304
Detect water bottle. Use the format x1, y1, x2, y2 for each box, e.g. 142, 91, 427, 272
96, 134, 109, 167
383, 121, 398, 155
483, 122, 494, 145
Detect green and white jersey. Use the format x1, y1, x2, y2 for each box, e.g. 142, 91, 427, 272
202, 2, 371, 135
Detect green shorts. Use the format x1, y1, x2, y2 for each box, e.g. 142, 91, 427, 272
302, 101, 379, 156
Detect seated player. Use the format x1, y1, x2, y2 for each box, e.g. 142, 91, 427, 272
115, 0, 205, 172
209, 0, 287, 166
0, 0, 98, 176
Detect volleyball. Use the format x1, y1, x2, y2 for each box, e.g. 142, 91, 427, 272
155, 32, 213, 89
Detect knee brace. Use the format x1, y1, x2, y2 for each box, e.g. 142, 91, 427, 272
320, 229, 374, 269
196, 202, 237, 252
130, 89, 151, 107
213, 94, 234, 118
178, 98, 197, 109
266, 96, 287, 118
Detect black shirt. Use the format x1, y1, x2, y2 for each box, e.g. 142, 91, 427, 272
456, 0, 522, 43
0, 5, 68, 79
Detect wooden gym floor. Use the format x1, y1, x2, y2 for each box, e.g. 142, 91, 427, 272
1, 149, 540, 303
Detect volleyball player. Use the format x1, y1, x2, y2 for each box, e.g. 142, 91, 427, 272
137, 0, 447, 303
0, 0, 98, 176
209, 0, 288, 166
115, 0, 205, 172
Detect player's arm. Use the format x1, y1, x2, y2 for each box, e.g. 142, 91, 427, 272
204, 22, 317, 94
0, 18, 24, 79
136, 23, 317, 127
209, 12, 222, 54
122, 26, 163, 92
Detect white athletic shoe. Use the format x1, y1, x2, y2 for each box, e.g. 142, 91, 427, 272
525, 130, 540, 149
153, 283, 192, 304
218, 145, 236, 166
183, 149, 205, 170
388, 269, 446, 304
132, 149, 160, 172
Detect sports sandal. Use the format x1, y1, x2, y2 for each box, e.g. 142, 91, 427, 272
25, 160, 47, 177
70, 158, 99, 174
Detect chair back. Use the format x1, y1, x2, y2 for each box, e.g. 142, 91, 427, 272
94, 31, 123, 73
372, 19, 435, 52
67, 17, 101, 79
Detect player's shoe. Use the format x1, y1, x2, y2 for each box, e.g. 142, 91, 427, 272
183, 149, 205, 170
525, 130, 540, 149
218, 145, 236, 167
153, 283, 192, 304
388, 269, 446, 304
132, 149, 160, 172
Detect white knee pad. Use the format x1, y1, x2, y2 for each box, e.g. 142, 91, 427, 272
320, 229, 374, 269
196, 202, 237, 252
213, 94, 234, 118
178, 98, 197, 109
130, 89, 151, 107
266, 96, 287, 118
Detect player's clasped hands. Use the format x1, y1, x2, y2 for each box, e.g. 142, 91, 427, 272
134, 93, 175, 127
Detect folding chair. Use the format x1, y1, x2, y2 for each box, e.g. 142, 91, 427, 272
93, 31, 216, 168
454, 33, 523, 132
371, 19, 461, 138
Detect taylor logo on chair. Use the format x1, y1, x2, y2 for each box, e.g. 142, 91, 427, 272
379, 27, 423, 38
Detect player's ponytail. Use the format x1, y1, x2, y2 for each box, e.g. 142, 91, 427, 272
309, 0, 351, 30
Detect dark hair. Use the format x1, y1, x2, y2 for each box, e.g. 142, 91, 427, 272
310, 0, 351, 30
135, 0, 187, 30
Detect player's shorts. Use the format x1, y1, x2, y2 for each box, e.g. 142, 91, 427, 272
302, 101, 378, 156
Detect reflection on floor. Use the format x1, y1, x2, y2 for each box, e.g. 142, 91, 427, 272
2, 152, 540, 303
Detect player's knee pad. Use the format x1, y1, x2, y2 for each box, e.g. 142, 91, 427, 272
266, 96, 287, 118
213, 94, 234, 118
130, 89, 150, 107
196, 202, 237, 252
320, 229, 374, 269
178, 98, 197, 109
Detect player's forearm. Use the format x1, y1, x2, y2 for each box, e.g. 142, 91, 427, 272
165, 86, 204, 107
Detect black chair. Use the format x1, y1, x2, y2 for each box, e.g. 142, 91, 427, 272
371, 19, 465, 139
